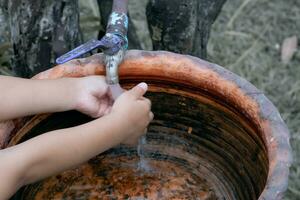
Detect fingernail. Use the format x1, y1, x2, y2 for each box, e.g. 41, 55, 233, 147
137, 82, 148, 91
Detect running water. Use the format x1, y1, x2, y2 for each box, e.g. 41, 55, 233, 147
109, 83, 152, 172
109, 83, 124, 100
137, 135, 152, 172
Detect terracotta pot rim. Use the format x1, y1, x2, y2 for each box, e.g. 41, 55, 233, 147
0, 50, 292, 199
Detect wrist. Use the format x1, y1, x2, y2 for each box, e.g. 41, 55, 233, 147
53, 78, 80, 112
71, 77, 92, 113
106, 111, 132, 140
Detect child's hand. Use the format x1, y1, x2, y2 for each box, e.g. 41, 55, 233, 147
110, 83, 153, 145
75, 76, 113, 118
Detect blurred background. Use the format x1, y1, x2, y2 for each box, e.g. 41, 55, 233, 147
0, 0, 299, 199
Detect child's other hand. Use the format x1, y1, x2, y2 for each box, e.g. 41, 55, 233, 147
75, 76, 113, 118
111, 83, 153, 145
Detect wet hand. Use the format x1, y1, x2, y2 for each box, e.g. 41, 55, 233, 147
74, 76, 113, 118
110, 83, 154, 145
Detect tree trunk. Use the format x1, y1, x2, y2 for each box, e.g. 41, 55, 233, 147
97, 0, 142, 50
0, 0, 10, 44
8, 0, 81, 78
146, 0, 226, 58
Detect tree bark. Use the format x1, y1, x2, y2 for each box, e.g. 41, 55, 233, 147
97, 0, 141, 50
8, 0, 81, 78
0, 0, 10, 44
146, 0, 226, 58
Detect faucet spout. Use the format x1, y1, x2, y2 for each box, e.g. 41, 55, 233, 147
105, 49, 124, 85
55, 0, 129, 84
104, 0, 129, 85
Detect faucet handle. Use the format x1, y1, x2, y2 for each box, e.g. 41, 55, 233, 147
55, 33, 126, 64
56, 6, 128, 65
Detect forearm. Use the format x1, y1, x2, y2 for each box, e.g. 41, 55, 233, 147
22, 113, 126, 183
0, 113, 126, 199
0, 76, 76, 121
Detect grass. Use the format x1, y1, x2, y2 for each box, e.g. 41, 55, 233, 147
0, 0, 299, 199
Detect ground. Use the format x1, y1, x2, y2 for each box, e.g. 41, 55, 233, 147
0, 0, 299, 199
208, 1, 300, 199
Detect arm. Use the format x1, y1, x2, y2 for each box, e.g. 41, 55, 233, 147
0, 75, 110, 121
0, 75, 76, 121
0, 83, 153, 199
0, 113, 126, 199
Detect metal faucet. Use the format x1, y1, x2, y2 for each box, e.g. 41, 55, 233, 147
56, 0, 129, 85
105, 45, 124, 84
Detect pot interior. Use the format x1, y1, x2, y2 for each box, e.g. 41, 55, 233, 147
11, 86, 268, 200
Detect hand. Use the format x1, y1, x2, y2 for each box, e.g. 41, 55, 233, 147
110, 83, 154, 145
74, 76, 113, 118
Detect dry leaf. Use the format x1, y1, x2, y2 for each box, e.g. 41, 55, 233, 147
281, 36, 298, 64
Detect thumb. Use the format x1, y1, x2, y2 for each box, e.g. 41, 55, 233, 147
129, 82, 148, 98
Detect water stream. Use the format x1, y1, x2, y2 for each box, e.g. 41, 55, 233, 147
109, 84, 151, 172
109, 83, 124, 100
137, 135, 151, 173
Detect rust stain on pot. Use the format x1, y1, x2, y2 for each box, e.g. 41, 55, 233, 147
0, 50, 291, 200
23, 156, 219, 199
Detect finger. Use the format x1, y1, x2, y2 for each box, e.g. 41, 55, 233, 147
149, 112, 154, 121
141, 98, 151, 107
103, 106, 112, 115
90, 75, 106, 81
105, 94, 114, 106
99, 94, 114, 110
106, 87, 113, 98
128, 82, 148, 99
92, 75, 107, 86
94, 84, 109, 99
139, 99, 151, 113
97, 102, 108, 117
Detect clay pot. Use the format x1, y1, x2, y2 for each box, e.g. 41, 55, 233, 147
0, 51, 292, 199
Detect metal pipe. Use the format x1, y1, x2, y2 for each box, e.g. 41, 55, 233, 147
112, 0, 128, 13
55, 0, 129, 86
105, 48, 124, 84
104, 0, 129, 85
